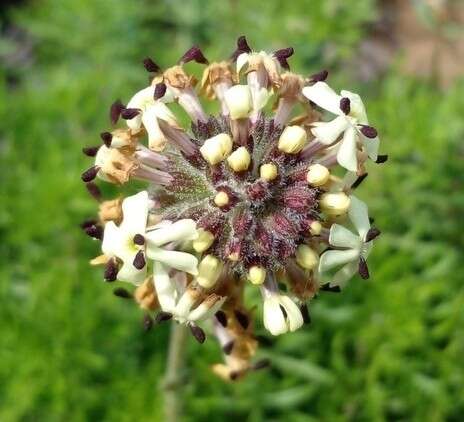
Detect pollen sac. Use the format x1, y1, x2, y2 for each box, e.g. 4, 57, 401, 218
278, 125, 308, 154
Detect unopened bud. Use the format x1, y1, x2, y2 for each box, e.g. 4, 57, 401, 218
193, 228, 215, 253
309, 221, 322, 236
278, 125, 308, 154
227, 147, 251, 172
224, 84, 252, 120
214, 191, 230, 207
320, 192, 351, 216
196, 255, 223, 288
248, 266, 266, 285
307, 164, 330, 186
200, 133, 233, 165
295, 245, 319, 270
260, 163, 278, 181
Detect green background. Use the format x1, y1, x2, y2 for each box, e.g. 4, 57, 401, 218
1, 0, 463, 421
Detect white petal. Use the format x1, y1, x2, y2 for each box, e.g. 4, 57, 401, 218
236, 52, 249, 74
142, 106, 166, 151
173, 290, 196, 319
153, 262, 177, 312
329, 224, 361, 249
188, 296, 226, 322
145, 219, 198, 247
302, 82, 342, 115
336, 125, 358, 172
263, 296, 288, 336
341, 90, 368, 123
101, 222, 130, 259
362, 136, 380, 161
126, 86, 155, 130
331, 261, 358, 288
348, 196, 371, 239
319, 249, 360, 273
146, 247, 198, 275
311, 116, 349, 145
253, 87, 271, 111
120, 191, 149, 235
117, 260, 146, 285
279, 296, 304, 332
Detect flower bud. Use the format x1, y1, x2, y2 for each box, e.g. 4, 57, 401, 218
227, 147, 251, 172
309, 221, 322, 236
295, 245, 319, 270
278, 125, 307, 154
214, 191, 230, 207
320, 192, 351, 216
224, 85, 252, 120
248, 266, 266, 285
200, 133, 233, 165
196, 255, 223, 288
192, 228, 215, 253
307, 164, 330, 186
259, 163, 278, 181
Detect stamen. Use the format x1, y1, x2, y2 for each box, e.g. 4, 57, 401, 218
190, 324, 206, 344
365, 227, 381, 242
81, 166, 100, 182
84, 224, 103, 240
179, 46, 209, 65
215, 310, 228, 327
320, 284, 341, 293
155, 312, 173, 324
82, 146, 99, 157
110, 99, 124, 125
121, 108, 141, 120
358, 125, 378, 138
309, 69, 328, 82
358, 257, 370, 279
234, 310, 249, 329
340, 97, 351, 115
133, 234, 145, 245
133, 250, 146, 269
113, 288, 133, 299
273, 47, 294, 70
143, 57, 161, 73
153, 82, 167, 100
104, 259, 118, 282
299, 303, 311, 324
231, 35, 252, 60
351, 173, 368, 189
376, 154, 388, 164
85, 182, 101, 200
223, 341, 234, 355
143, 314, 154, 331
100, 131, 113, 147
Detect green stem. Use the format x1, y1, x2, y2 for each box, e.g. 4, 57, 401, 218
162, 322, 188, 422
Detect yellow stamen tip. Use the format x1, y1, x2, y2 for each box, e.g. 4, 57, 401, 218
259, 163, 278, 181
214, 191, 230, 207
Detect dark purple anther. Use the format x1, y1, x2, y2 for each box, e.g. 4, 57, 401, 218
340, 97, 351, 115
110, 99, 124, 125
143, 57, 161, 73
100, 131, 113, 147
359, 125, 378, 139
82, 146, 99, 157
121, 108, 140, 120
132, 250, 146, 269
154, 82, 167, 100
351, 173, 368, 189
273, 47, 294, 70
376, 155, 388, 164
365, 227, 381, 242
104, 259, 118, 282
190, 324, 206, 344
310, 69, 328, 82
358, 257, 370, 279
231, 35, 252, 61
215, 310, 228, 327
234, 310, 249, 330
85, 182, 102, 200
179, 46, 209, 65
81, 166, 100, 182
113, 288, 132, 299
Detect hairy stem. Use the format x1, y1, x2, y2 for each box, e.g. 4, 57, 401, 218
163, 322, 188, 422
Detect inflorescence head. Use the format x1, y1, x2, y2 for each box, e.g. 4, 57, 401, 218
81, 36, 386, 381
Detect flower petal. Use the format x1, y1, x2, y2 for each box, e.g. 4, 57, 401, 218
319, 249, 360, 273
146, 247, 198, 275
117, 260, 146, 285
188, 296, 226, 322
302, 81, 342, 115
311, 115, 349, 145
348, 196, 370, 239
279, 296, 303, 332
120, 191, 149, 235
145, 219, 198, 247
153, 262, 177, 312
126, 86, 154, 130
336, 125, 358, 172
329, 224, 361, 249
142, 106, 167, 151
331, 261, 358, 287
236, 52, 249, 74
102, 222, 126, 258
362, 136, 380, 162
263, 296, 288, 336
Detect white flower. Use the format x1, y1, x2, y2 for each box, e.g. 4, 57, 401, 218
102, 191, 199, 285
262, 291, 303, 336
102, 191, 149, 284
319, 196, 379, 287
302, 82, 379, 172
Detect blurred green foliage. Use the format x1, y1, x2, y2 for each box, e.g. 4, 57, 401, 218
1, 0, 463, 421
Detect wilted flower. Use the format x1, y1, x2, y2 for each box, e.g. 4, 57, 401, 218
81, 36, 386, 381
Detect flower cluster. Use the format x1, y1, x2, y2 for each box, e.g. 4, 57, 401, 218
81, 37, 386, 381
